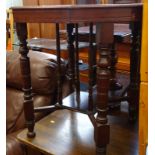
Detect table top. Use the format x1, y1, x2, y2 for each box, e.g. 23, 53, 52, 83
12, 4, 142, 23
17, 109, 96, 155
12, 3, 143, 10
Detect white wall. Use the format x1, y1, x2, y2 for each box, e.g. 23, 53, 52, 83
6, 0, 23, 9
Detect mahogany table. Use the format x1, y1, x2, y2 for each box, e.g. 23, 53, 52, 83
12, 3, 143, 154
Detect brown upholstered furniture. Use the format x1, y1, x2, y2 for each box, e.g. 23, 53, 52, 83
6, 50, 69, 155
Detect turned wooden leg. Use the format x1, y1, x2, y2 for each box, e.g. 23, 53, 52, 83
75, 24, 80, 105
128, 21, 141, 122
109, 42, 122, 91
95, 44, 110, 154
95, 23, 112, 154
88, 22, 94, 111
67, 23, 75, 92
56, 23, 62, 105
16, 23, 35, 138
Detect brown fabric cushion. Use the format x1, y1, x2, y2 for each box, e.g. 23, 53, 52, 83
6, 87, 54, 134
6, 50, 66, 94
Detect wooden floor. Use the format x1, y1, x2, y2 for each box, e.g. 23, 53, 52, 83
18, 101, 138, 155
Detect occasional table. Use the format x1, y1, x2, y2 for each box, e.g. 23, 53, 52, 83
12, 3, 143, 154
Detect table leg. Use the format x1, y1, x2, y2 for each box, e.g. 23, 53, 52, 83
128, 21, 141, 121
16, 23, 35, 138
95, 44, 110, 154
95, 23, 113, 153
67, 23, 75, 92
109, 42, 122, 91
88, 23, 94, 111
75, 24, 80, 104
56, 23, 62, 105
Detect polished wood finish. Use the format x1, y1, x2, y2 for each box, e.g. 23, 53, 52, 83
18, 105, 138, 155
97, 23, 122, 91
12, 4, 142, 154
128, 21, 141, 121
67, 23, 75, 92
88, 23, 94, 111
16, 23, 35, 138
56, 23, 62, 105
109, 42, 123, 90
75, 24, 80, 98
18, 109, 96, 155
96, 44, 110, 153
12, 4, 142, 23
95, 19, 114, 154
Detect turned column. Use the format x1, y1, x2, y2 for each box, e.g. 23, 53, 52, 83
95, 23, 112, 154
88, 22, 94, 111
56, 23, 62, 105
16, 23, 35, 138
128, 21, 141, 121
109, 41, 122, 90
75, 23, 80, 104
95, 45, 110, 154
67, 23, 75, 92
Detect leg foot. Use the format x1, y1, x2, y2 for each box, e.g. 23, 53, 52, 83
27, 131, 36, 138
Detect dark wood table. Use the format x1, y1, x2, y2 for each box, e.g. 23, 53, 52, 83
12, 3, 143, 154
